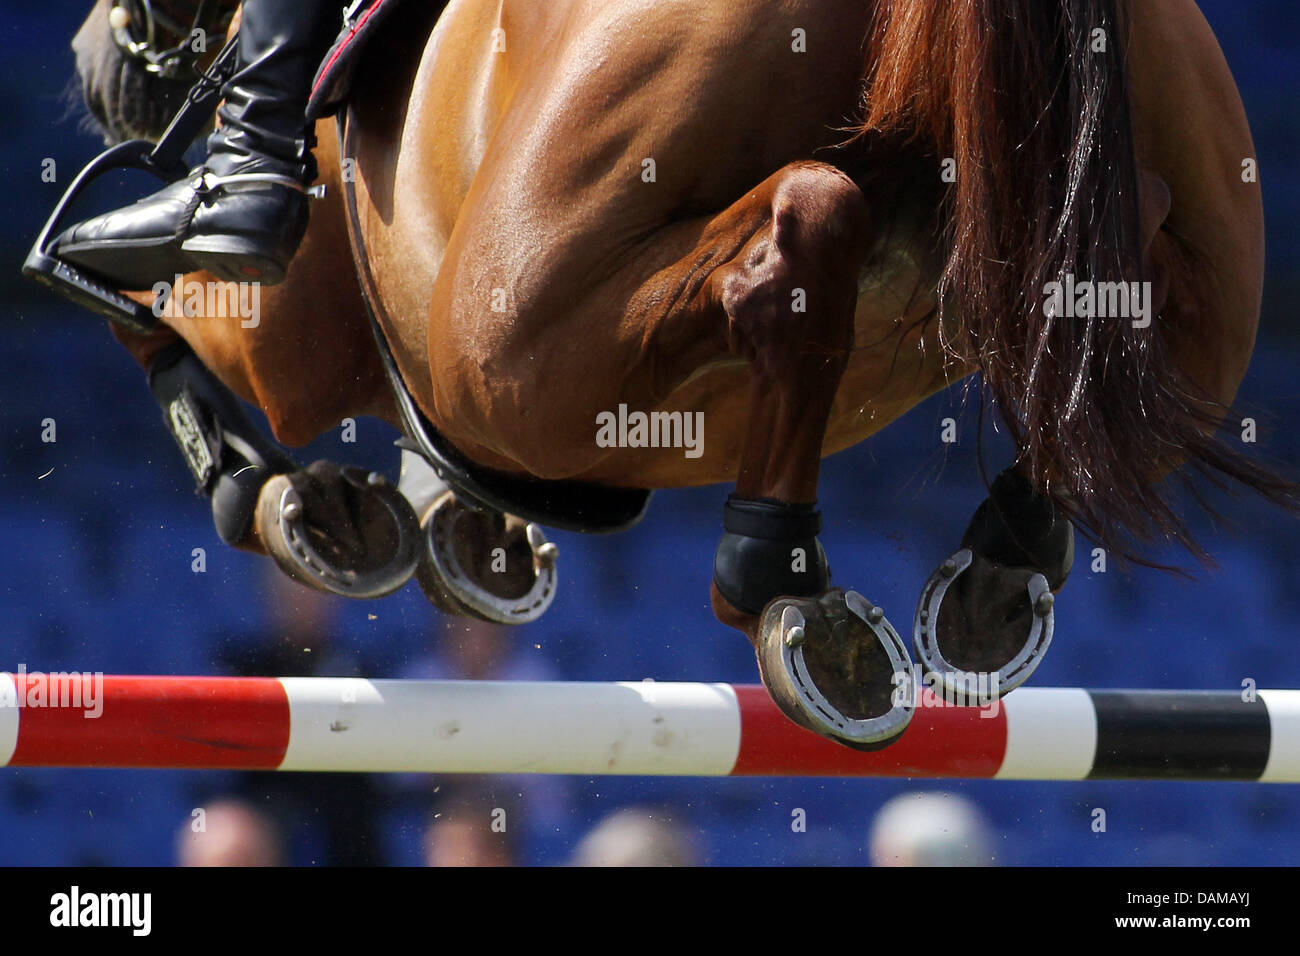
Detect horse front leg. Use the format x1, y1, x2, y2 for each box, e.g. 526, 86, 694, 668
420, 151, 919, 745
107, 288, 424, 595
708, 162, 916, 750
912, 465, 1072, 702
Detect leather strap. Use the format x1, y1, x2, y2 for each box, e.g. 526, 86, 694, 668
714, 496, 829, 616
722, 495, 822, 539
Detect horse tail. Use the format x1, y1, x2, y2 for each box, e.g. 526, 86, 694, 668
857, 0, 1299, 565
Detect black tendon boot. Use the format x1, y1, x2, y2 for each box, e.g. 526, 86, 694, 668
54, 0, 341, 289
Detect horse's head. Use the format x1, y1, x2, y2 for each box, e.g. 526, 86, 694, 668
72, 0, 237, 143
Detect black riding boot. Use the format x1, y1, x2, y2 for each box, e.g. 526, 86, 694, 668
54, 0, 340, 289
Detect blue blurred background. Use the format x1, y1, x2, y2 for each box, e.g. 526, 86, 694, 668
0, 2, 1297, 865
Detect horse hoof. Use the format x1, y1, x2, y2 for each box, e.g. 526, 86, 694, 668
913, 548, 1053, 700
756, 588, 916, 751
256, 461, 422, 599
415, 491, 558, 625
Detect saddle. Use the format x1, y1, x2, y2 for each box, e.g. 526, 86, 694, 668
307, 0, 413, 122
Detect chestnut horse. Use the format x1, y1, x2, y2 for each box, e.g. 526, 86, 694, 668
60, 0, 1292, 749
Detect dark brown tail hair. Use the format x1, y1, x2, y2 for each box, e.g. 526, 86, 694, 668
857, 0, 1298, 564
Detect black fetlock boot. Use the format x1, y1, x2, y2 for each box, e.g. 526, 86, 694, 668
53, 0, 341, 289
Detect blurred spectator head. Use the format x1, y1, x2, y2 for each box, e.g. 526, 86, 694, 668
868, 791, 995, 866
176, 798, 283, 867
423, 787, 516, 866
263, 560, 336, 646
571, 807, 699, 866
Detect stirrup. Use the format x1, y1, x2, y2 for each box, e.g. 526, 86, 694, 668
21, 39, 239, 331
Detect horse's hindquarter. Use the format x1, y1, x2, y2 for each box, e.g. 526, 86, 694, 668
354, 0, 954, 488
1126, 0, 1265, 409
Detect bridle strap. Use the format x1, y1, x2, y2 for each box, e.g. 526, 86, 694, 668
111, 0, 234, 79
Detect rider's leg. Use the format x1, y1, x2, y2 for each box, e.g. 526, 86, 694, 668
54, 0, 339, 289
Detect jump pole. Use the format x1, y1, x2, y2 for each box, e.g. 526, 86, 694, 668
2, 674, 1298, 781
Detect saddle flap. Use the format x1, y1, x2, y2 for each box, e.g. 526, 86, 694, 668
307, 0, 411, 121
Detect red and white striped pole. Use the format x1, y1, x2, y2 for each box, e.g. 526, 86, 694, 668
2, 674, 1298, 781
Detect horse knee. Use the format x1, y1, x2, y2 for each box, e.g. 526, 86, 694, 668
770, 162, 871, 258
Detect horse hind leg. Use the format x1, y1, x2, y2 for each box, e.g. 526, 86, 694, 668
913, 467, 1073, 699
708, 161, 917, 750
